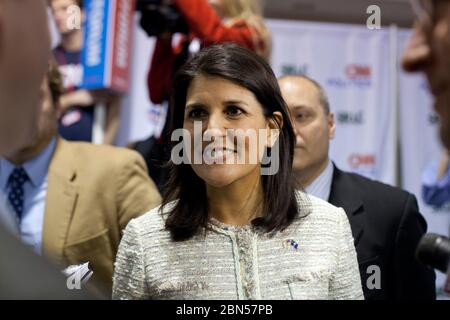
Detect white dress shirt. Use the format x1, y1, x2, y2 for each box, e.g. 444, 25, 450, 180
0, 138, 56, 254
305, 160, 334, 201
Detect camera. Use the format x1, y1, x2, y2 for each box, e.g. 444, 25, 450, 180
136, 0, 188, 37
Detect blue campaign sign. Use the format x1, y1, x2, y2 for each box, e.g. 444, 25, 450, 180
81, 0, 111, 90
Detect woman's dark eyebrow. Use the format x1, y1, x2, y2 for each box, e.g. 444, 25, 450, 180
223, 100, 249, 106
185, 100, 249, 112
185, 102, 207, 112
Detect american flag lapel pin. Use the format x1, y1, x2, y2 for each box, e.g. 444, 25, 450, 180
284, 239, 299, 250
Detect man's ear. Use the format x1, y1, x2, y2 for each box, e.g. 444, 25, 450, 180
54, 100, 63, 119
328, 112, 336, 140
266, 111, 284, 148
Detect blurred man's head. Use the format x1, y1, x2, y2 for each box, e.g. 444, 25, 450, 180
402, 0, 450, 148
278, 75, 335, 187
0, 0, 50, 155
6, 60, 63, 165
50, 0, 82, 36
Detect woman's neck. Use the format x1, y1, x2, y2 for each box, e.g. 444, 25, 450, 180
206, 168, 264, 226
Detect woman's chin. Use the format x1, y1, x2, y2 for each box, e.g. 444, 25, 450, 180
194, 165, 238, 188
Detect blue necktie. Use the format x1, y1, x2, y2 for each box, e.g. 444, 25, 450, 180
7, 167, 29, 222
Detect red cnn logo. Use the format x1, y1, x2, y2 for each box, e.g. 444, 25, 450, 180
348, 154, 376, 169
345, 65, 371, 80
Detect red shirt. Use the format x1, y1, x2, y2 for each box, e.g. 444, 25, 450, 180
148, 0, 266, 104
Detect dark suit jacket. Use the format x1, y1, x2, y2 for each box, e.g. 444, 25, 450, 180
0, 223, 95, 299
328, 166, 436, 300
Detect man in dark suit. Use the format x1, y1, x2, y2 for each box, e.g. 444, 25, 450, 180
279, 75, 436, 300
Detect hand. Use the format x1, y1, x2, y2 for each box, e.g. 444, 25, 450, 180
60, 89, 118, 111
60, 90, 95, 111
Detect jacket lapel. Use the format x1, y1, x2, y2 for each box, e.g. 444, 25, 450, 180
42, 138, 78, 267
328, 165, 364, 246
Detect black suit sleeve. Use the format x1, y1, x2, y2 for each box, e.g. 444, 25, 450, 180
392, 194, 436, 300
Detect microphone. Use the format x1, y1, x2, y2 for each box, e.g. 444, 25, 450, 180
416, 233, 450, 294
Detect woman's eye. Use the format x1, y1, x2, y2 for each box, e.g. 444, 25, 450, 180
226, 106, 244, 117
296, 112, 307, 120
188, 109, 207, 120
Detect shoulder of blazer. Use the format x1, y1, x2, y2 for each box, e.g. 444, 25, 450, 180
329, 166, 364, 214
333, 167, 412, 205
330, 165, 414, 222
50, 138, 147, 176
48, 138, 76, 181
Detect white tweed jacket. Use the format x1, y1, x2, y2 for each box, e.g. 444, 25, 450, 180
112, 192, 364, 300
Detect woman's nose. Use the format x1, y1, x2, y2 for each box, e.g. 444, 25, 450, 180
204, 113, 227, 141
205, 112, 226, 131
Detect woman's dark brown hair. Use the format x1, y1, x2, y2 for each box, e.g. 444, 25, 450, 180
163, 43, 299, 241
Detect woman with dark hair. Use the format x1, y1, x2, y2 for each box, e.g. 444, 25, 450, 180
113, 44, 363, 300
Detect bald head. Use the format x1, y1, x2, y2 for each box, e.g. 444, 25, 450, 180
278, 75, 330, 115
0, 0, 51, 156
278, 75, 335, 188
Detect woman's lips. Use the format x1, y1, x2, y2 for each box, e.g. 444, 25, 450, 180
204, 148, 236, 163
